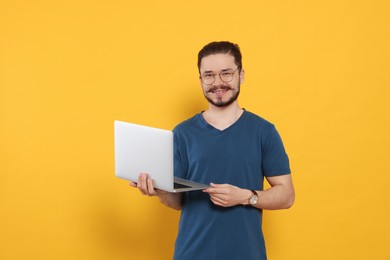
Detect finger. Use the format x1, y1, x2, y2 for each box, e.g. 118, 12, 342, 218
137, 173, 148, 195
210, 183, 228, 188
209, 193, 224, 203
203, 183, 218, 192
210, 196, 226, 207
207, 183, 231, 194
146, 177, 156, 196
141, 173, 150, 194
203, 188, 213, 193
136, 175, 142, 189
206, 188, 228, 196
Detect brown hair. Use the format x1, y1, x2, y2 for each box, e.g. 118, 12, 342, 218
197, 41, 242, 72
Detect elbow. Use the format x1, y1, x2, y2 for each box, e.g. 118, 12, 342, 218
158, 193, 183, 210
167, 201, 182, 211
283, 193, 295, 209
172, 205, 182, 211
161, 199, 182, 211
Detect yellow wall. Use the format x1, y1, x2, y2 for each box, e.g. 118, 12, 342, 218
1, 1, 389, 259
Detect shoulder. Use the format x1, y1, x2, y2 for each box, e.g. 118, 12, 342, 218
173, 112, 203, 134
242, 110, 276, 133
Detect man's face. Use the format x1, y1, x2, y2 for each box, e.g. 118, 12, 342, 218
199, 53, 244, 108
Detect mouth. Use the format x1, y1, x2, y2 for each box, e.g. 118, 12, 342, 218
206, 86, 232, 95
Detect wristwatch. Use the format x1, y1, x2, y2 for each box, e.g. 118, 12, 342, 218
248, 190, 258, 205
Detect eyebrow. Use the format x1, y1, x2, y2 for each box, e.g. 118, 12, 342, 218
202, 68, 234, 74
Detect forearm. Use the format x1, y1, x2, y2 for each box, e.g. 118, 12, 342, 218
157, 192, 183, 210
255, 183, 295, 210
203, 175, 295, 209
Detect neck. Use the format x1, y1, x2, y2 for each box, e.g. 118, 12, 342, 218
203, 102, 244, 130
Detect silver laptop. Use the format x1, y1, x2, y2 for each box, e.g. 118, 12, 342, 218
114, 120, 209, 193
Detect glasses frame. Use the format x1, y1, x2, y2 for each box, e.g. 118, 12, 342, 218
199, 67, 240, 85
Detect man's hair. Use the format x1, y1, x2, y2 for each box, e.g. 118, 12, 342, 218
197, 41, 242, 72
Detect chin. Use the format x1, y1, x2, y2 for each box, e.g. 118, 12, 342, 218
206, 92, 240, 108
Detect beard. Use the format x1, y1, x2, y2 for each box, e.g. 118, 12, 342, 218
204, 84, 241, 108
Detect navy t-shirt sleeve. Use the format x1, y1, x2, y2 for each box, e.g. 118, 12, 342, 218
261, 125, 291, 176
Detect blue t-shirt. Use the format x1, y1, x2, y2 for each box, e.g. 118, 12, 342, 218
173, 110, 290, 260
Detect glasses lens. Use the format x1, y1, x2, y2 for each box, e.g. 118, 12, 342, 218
201, 68, 238, 84
220, 71, 234, 82
201, 74, 215, 84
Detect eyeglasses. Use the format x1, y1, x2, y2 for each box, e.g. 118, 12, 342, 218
200, 67, 240, 85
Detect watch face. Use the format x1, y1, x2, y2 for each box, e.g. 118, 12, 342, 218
250, 195, 258, 205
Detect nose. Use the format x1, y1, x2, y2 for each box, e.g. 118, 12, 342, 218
212, 74, 224, 86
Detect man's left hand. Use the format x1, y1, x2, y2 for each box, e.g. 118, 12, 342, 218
203, 183, 252, 207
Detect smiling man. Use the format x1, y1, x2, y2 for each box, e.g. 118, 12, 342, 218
131, 41, 295, 260
200, 54, 242, 108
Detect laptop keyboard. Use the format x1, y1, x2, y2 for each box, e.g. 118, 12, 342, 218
174, 182, 192, 189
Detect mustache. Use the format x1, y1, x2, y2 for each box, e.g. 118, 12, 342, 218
206, 86, 233, 93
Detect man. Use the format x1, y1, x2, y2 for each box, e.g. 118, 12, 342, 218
130, 41, 295, 259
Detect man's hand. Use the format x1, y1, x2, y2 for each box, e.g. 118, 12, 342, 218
203, 183, 252, 207
129, 172, 183, 210
129, 172, 169, 197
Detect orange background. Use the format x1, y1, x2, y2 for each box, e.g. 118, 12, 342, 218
1, 1, 389, 259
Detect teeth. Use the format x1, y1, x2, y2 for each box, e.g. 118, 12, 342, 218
213, 89, 226, 93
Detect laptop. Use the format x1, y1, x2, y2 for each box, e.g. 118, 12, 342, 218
114, 120, 210, 193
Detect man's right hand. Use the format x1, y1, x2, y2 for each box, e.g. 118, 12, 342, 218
129, 172, 183, 210
130, 172, 170, 197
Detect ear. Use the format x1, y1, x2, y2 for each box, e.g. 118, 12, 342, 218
239, 69, 245, 84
